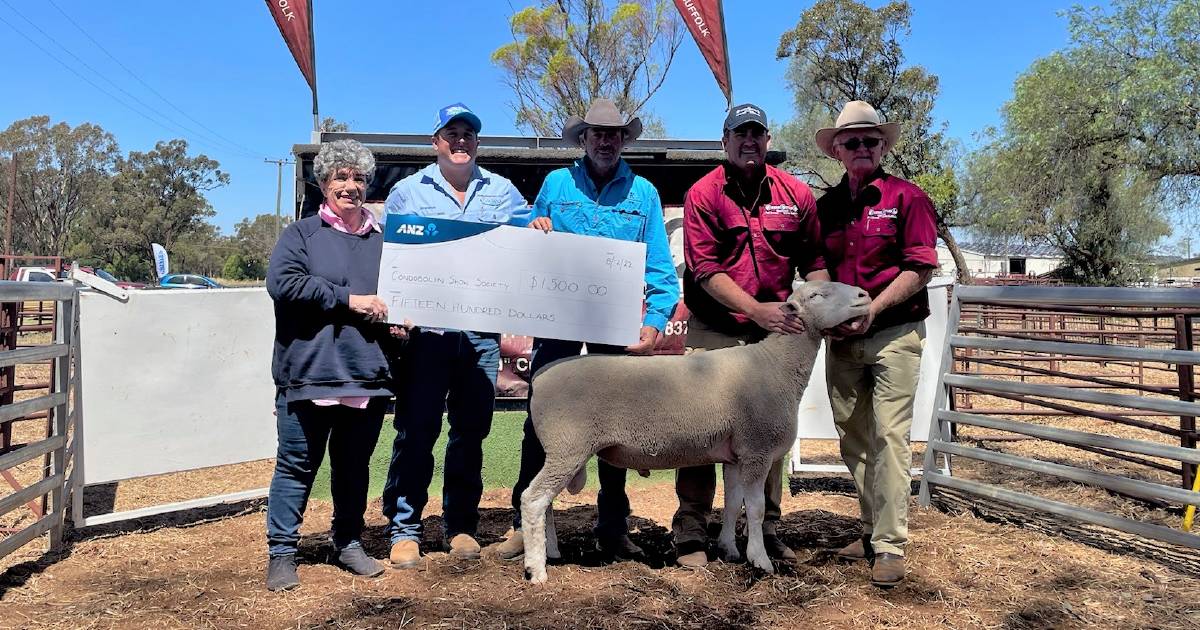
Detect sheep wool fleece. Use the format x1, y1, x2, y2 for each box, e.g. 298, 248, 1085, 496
672, 320, 786, 548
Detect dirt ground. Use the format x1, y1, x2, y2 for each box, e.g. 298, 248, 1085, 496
4, 312, 1200, 627
1, 481, 1198, 630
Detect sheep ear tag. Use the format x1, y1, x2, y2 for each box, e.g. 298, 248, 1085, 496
385, 214, 500, 245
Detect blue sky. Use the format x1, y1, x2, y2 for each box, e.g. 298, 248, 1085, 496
1, 1, 1078, 234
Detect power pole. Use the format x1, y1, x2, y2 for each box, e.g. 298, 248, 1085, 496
264, 158, 295, 239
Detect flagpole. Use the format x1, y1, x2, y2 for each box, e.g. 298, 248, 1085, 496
308, 0, 318, 133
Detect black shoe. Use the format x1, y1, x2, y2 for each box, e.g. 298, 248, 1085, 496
266, 554, 300, 592
336, 545, 385, 578
597, 535, 646, 560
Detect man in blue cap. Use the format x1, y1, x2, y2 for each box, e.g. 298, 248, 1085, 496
382, 103, 530, 568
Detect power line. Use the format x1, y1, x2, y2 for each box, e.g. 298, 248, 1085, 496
0, 1, 262, 160
44, 0, 265, 160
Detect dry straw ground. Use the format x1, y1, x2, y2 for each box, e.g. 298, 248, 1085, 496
3, 312, 1200, 628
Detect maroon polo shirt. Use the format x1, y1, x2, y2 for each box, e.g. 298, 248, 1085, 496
683, 163, 826, 334
817, 169, 938, 332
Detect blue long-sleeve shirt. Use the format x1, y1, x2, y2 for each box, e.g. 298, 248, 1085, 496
532, 159, 679, 331
384, 163, 529, 225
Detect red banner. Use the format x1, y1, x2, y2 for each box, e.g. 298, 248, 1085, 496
674, 0, 732, 106
264, 0, 316, 92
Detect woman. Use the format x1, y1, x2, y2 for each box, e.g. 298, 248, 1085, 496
264, 139, 400, 591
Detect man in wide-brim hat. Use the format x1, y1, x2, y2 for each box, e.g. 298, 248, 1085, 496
561, 97, 644, 147
495, 98, 679, 563
814, 100, 938, 589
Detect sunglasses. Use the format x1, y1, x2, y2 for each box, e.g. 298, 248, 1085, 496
839, 137, 882, 150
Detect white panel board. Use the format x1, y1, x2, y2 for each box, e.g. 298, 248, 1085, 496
79, 288, 277, 484
794, 279, 952, 443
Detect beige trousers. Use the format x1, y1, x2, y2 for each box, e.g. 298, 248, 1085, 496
825, 320, 924, 557
671, 317, 785, 547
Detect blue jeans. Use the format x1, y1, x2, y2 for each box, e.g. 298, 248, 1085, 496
382, 329, 500, 544
511, 338, 631, 541
266, 392, 386, 557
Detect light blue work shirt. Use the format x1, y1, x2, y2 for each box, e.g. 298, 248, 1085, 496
384, 163, 530, 225
532, 158, 679, 331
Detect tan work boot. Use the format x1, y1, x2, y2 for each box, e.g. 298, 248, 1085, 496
763, 534, 797, 561
496, 529, 525, 561
389, 539, 421, 569
836, 538, 872, 561
676, 550, 707, 568
445, 533, 481, 560
870, 553, 905, 588
675, 540, 708, 568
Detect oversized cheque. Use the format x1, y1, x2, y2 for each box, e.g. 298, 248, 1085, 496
378, 214, 647, 346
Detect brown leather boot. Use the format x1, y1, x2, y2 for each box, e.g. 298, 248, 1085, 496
389, 539, 421, 569
445, 534, 481, 560
870, 552, 905, 588
763, 535, 797, 561
836, 537, 873, 562
495, 529, 524, 561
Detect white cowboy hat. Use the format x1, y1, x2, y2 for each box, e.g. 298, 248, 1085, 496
562, 99, 643, 147
814, 100, 901, 159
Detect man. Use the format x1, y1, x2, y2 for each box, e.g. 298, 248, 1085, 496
671, 103, 829, 569
814, 101, 937, 588
495, 98, 679, 561
381, 103, 530, 568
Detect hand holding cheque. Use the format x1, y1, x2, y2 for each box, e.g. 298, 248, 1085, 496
377, 214, 647, 346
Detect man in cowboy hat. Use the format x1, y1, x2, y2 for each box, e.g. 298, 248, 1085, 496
671, 103, 830, 569
814, 100, 938, 588
495, 98, 678, 562
381, 103, 530, 569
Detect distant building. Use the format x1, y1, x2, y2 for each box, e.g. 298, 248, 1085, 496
937, 240, 1063, 279
1154, 255, 1200, 284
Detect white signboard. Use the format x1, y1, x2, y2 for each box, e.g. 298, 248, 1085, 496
791, 278, 952, 471
79, 288, 277, 485
378, 215, 647, 346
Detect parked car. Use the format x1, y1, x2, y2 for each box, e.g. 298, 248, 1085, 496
8, 266, 59, 282
159, 273, 223, 289
61, 266, 148, 289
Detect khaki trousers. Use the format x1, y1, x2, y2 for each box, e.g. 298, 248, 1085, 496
671, 317, 786, 547
825, 320, 924, 557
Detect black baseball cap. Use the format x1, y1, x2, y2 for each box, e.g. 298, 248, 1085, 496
723, 103, 768, 131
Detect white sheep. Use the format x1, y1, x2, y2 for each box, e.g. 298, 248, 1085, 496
519, 281, 872, 583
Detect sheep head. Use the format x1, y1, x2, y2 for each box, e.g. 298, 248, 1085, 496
784, 281, 871, 331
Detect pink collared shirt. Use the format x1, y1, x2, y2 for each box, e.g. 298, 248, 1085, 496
313, 203, 384, 409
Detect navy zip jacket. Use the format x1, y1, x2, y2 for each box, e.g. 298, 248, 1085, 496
267, 214, 394, 402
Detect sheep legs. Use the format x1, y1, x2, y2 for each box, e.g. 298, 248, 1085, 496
520, 457, 586, 584
717, 464, 742, 562
718, 461, 774, 573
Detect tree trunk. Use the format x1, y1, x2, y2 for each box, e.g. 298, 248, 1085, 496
937, 222, 972, 285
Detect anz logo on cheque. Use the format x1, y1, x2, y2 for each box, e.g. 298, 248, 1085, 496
395, 222, 439, 237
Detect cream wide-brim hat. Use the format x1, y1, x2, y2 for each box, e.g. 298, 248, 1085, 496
814, 100, 901, 159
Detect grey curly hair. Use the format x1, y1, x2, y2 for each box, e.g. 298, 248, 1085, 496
313, 139, 376, 185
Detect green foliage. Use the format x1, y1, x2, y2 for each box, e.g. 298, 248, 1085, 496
775, 0, 969, 280
961, 0, 1197, 286
492, 0, 683, 137
0, 116, 119, 256
319, 117, 350, 133
221, 253, 256, 280
776, 0, 948, 189
77, 139, 229, 280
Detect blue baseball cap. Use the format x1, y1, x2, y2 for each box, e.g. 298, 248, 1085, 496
435, 103, 482, 133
